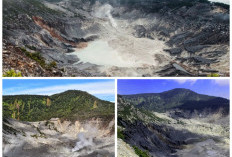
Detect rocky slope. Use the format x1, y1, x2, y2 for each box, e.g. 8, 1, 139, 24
117, 138, 138, 157
3, 0, 230, 77
117, 89, 229, 157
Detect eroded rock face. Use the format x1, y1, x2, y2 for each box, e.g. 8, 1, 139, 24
3, 0, 229, 76
3, 118, 115, 157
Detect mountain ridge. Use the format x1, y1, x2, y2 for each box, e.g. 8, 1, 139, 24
119, 88, 225, 98
119, 88, 229, 113
3, 90, 114, 122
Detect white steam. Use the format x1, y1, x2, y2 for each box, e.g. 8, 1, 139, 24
94, 4, 117, 28
72, 126, 98, 152
72, 132, 93, 152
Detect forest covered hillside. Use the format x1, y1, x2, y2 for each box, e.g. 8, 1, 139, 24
3, 90, 114, 121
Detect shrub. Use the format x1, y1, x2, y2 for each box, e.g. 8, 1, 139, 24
21, 47, 57, 70
207, 73, 219, 77
48, 61, 57, 68
21, 47, 46, 68
3, 69, 22, 77
117, 128, 125, 140
133, 146, 150, 157
26, 45, 37, 51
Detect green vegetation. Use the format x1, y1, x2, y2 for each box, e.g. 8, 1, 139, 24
20, 47, 57, 70
119, 105, 132, 119
119, 106, 168, 125
21, 47, 46, 67
3, 69, 22, 77
118, 98, 168, 124
92, 100, 98, 109
30, 126, 47, 139
117, 128, 125, 140
133, 146, 150, 157
3, 90, 114, 122
26, 45, 37, 51
48, 61, 57, 68
140, 108, 166, 122
207, 73, 220, 77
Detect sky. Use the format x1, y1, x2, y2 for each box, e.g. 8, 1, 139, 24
118, 79, 230, 99
209, 0, 230, 5
3, 79, 115, 102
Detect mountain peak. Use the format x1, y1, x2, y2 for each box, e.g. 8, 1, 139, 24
162, 88, 195, 93
120, 88, 228, 113
51, 90, 90, 97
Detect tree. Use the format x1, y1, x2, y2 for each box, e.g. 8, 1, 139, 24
15, 99, 21, 120
46, 98, 51, 106
93, 101, 98, 109
16, 103, 20, 120
12, 112, 16, 119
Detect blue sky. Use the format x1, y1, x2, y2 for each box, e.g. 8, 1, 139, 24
3, 79, 115, 102
118, 79, 230, 99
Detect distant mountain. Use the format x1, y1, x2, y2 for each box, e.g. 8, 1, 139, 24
3, 90, 114, 121
119, 88, 229, 114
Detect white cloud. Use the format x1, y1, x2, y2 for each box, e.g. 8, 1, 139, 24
4, 81, 115, 96
212, 79, 230, 86
174, 79, 197, 85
